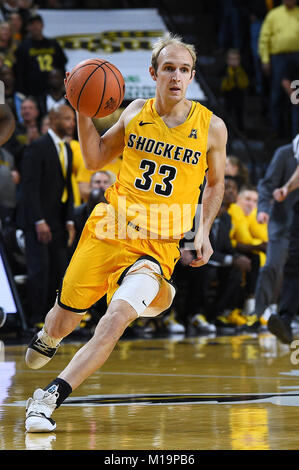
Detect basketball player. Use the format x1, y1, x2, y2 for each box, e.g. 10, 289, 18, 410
24, 33, 228, 432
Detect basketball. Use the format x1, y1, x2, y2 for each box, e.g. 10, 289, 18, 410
65, 58, 125, 118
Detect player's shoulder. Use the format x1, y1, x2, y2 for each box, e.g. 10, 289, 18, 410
121, 99, 147, 127
209, 113, 226, 131
208, 114, 228, 145
124, 98, 146, 114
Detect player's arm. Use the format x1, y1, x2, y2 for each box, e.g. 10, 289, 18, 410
190, 115, 227, 268
76, 99, 145, 171
0, 104, 15, 146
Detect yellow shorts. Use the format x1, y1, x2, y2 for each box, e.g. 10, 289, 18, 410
58, 203, 181, 312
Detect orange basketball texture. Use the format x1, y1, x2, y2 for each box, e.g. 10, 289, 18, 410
65, 58, 125, 118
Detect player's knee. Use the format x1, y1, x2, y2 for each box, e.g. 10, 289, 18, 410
95, 300, 138, 340
107, 300, 138, 327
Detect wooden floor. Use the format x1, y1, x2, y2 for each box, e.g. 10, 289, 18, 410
1, 330, 299, 451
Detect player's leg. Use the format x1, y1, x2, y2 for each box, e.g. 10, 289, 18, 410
25, 272, 160, 433
25, 301, 84, 369
58, 299, 138, 389
58, 271, 160, 389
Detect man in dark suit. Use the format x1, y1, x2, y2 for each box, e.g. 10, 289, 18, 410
19, 104, 76, 327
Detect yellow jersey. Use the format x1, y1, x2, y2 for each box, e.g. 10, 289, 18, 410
105, 98, 212, 240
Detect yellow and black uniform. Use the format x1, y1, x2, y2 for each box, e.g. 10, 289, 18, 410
59, 98, 212, 312
106, 98, 211, 239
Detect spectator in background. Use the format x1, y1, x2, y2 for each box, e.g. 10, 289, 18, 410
17, 104, 75, 328
255, 137, 299, 325
71, 187, 108, 255
0, 20, 18, 67
226, 175, 267, 323
14, 13, 67, 97
8, 11, 26, 44
258, 0, 299, 137
13, 96, 40, 147
236, 184, 268, 316
217, 0, 243, 51
64, 138, 84, 208
207, 189, 252, 329
0, 1, 18, 20
0, 102, 15, 145
40, 113, 50, 134
220, 48, 249, 131
0, 144, 19, 227
177, 201, 251, 333
18, 96, 40, 129
4, 96, 40, 172
0, 64, 25, 123
237, 185, 268, 247
62, 114, 89, 208
37, 68, 68, 118
17, 0, 37, 25
76, 156, 121, 202
69, 169, 111, 216
268, 136, 299, 344
248, 1, 268, 95
89, 170, 112, 194
225, 154, 250, 187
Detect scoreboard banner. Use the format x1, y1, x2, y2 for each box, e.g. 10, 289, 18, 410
40, 8, 206, 101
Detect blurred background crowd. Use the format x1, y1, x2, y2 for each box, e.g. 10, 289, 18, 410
0, 0, 298, 341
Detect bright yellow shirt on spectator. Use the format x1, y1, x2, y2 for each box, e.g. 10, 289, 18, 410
258, 5, 299, 63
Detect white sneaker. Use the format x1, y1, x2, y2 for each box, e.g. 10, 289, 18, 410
25, 388, 58, 433
191, 314, 216, 333
25, 329, 61, 369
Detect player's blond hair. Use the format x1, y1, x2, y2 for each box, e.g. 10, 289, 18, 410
151, 32, 197, 73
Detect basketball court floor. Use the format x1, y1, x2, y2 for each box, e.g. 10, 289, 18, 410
1, 330, 299, 451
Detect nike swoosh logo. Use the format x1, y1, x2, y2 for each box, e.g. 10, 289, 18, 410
142, 300, 147, 307
139, 121, 154, 126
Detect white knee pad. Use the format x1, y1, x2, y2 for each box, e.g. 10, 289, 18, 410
111, 272, 160, 316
